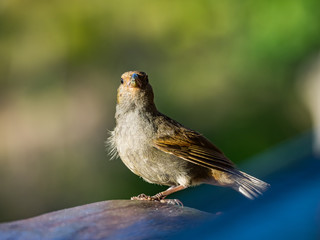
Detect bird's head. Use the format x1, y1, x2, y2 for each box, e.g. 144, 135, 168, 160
117, 71, 155, 108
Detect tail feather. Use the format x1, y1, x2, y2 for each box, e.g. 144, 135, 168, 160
235, 171, 270, 200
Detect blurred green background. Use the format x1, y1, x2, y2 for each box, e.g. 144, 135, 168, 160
0, 0, 319, 222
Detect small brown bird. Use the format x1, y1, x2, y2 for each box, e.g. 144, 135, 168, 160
108, 71, 269, 204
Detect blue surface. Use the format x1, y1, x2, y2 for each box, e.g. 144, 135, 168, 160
176, 132, 320, 240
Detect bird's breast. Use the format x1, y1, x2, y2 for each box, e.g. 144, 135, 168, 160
114, 110, 155, 170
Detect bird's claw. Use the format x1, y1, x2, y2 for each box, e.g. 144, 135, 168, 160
131, 193, 152, 201
159, 198, 184, 206
131, 193, 183, 206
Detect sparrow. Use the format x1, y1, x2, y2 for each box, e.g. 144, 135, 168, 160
108, 71, 269, 204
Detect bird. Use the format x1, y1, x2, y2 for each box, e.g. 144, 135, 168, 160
108, 70, 269, 204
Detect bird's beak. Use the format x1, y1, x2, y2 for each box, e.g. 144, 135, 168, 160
130, 78, 136, 87
129, 73, 138, 87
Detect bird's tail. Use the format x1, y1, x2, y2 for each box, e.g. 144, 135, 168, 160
233, 171, 270, 200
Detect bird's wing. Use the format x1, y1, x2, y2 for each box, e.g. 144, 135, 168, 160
153, 129, 236, 174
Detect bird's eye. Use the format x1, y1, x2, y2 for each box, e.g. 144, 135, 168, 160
121, 78, 124, 84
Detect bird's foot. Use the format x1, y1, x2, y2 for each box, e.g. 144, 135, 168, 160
131, 193, 183, 206
159, 198, 183, 206
131, 193, 153, 201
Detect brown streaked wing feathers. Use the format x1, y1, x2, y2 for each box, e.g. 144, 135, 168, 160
153, 130, 236, 174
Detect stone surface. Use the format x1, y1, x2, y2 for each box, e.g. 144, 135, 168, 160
0, 200, 211, 240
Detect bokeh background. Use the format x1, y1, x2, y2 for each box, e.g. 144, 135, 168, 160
0, 0, 319, 222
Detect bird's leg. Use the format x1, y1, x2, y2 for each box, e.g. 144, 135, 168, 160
152, 185, 186, 206
151, 185, 186, 200
131, 185, 186, 206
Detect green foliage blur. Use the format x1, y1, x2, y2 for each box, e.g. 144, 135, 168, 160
0, 0, 318, 222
